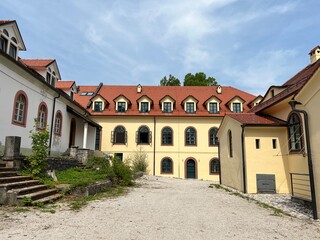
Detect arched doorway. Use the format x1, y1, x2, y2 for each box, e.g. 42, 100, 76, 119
185, 158, 197, 179
69, 118, 76, 148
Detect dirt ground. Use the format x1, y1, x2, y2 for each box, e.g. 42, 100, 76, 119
0, 175, 320, 240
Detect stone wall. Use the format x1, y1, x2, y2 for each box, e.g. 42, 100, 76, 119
46, 158, 84, 171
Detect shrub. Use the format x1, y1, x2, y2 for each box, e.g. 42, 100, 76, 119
86, 157, 110, 172
127, 148, 149, 173
26, 121, 49, 176
109, 157, 133, 186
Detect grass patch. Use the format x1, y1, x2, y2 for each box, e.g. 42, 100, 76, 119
68, 186, 127, 211
15, 207, 30, 213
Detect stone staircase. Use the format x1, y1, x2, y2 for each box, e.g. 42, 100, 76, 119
0, 163, 62, 205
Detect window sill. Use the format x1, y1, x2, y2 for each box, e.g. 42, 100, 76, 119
11, 121, 26, 128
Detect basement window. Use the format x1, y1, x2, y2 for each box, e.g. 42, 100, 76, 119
272, 139, 277, 149
255, 139, 260, 149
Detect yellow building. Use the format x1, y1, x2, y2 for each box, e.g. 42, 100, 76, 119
74, 85, 256, 181
217, 46, 320, 219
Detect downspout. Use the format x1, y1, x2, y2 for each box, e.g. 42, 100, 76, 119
218, 140, 222, 184
48, 93, 61, 156
241, 125, 247, 193
153, 116, 156, 176
289, 100, 318, 220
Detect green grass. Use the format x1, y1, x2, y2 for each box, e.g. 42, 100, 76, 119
15, 207, 30, 213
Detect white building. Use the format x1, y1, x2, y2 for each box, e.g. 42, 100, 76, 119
0, 20, 100, 155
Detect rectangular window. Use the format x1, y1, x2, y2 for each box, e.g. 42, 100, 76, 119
255, 139, 260, 149
140, 102, 149, 113
46, 72, 51, 83
186, 102, 195, 113
114, 153, 123, 161
9, 44, 17, 59
0, 36, 7, 52
163, 102, 172, 113
272, 139, 277, 149
233, 103, 241, 113
209, 103, 218, 113
117, 102, 126, 112
95, 128, 101, 150
94, 101, 103, 112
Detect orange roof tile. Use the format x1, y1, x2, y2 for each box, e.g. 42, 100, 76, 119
0, 20, 15, 25
227, 113, 286, 125
74, 85, 256, 117
56, 81, 75, 89
20, 59, 55, 68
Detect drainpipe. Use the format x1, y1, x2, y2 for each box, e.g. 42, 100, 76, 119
153, 116, 156, 176
289, 100, 318, 220
241, 125, 247, 193
48, 93, 61, 156
218, 140, 222, 185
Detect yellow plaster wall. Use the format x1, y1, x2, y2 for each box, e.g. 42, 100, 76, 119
244, 127, 290, 193
217, 117, 244, 191
94, 116, 222, 181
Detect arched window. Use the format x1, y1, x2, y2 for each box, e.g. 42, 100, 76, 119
288, 113, 303, 151
210, 158, 220, 174
54, 111, 63, 135
12, 91, 28, 127
37, 103, 47, 129
113, 126, 126, 144
161, 158, 173, 174
162, 127, 173, 145
209, 127, 218, 146
137, 126, 151, 144
3, 29, 9, 36
185, 127, 196, 146
11, 37, 17, 43
228, 130, 233, 158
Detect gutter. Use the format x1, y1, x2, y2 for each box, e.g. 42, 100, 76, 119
289, 100, 318, 220
48, 93, 61, 156
241, 125, 247, 193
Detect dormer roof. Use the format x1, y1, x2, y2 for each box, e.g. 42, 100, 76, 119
0, 20, 26, 51
225, 95, 245, 106
181, 95, 199, 105
137, 95, 153, 104
56, 80, 75, 90
113, 94, 132, 105
20, 58, 62, 80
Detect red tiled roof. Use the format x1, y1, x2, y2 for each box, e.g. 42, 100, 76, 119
74, 85, 256, 117
0, 20, 15, 25
20, 59, 55, 68
228, 113, 286, 125
56, 81, 75, 89
74, 86, 100, 107
250, 59, 320, 113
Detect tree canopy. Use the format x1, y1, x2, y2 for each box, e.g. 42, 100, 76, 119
183, 72, 217, 86
160, 74, 181, 86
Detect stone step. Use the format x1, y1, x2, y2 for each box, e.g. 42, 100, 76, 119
0, 163, 6, 168
17, 189, 58, 201
32, 193, 63, 204
13, 184, 48, 196
0, 180, 40, 190
0, 171, 17, 177
0, 167, 16, 172
0, 176, 31, 184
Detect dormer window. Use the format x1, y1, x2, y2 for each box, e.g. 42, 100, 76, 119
209, 103, 218, 114
233, 103, 241, 113
140, 102, 149, 113
186, 102, 195, 113
0, 35, 8, 52
94, 101, 103, 112
117, 102, 126, 112
163, 102, 172, 113
45, 68, 56, 87
8, 37, 17, 59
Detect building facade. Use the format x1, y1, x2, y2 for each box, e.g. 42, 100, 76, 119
74, 85, 257, 181
217, 47, 320, 219
0, 20, 100, 155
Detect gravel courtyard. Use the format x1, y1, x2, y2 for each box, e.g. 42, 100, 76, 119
1, 175, 320, 240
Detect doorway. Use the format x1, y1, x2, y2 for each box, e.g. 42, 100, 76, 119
186, 159, 197, 179
69, 118, 76, 148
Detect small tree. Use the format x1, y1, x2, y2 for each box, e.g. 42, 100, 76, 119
27, 120, 49, 176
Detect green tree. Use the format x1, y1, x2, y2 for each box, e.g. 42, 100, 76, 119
160, 74, 181, 86
183, 72, 218, 86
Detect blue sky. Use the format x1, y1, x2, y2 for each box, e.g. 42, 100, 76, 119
1, 0, 320, 95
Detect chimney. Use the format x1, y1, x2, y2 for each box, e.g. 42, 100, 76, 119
216, 85, 222, 94
309, 46, 320, 64
137, 84, 142, 93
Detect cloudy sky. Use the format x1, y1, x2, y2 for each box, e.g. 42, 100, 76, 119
1, 0, 320, 95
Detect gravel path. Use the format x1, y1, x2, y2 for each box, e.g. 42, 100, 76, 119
0, 176, 320, 240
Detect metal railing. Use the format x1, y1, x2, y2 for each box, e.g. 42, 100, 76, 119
290, 173, 312, 202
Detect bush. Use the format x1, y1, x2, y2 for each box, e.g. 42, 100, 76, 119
128, 148, 149, 173
86, 157, 110, 172
109, 157, 133, 186
26, 121, 49, 176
